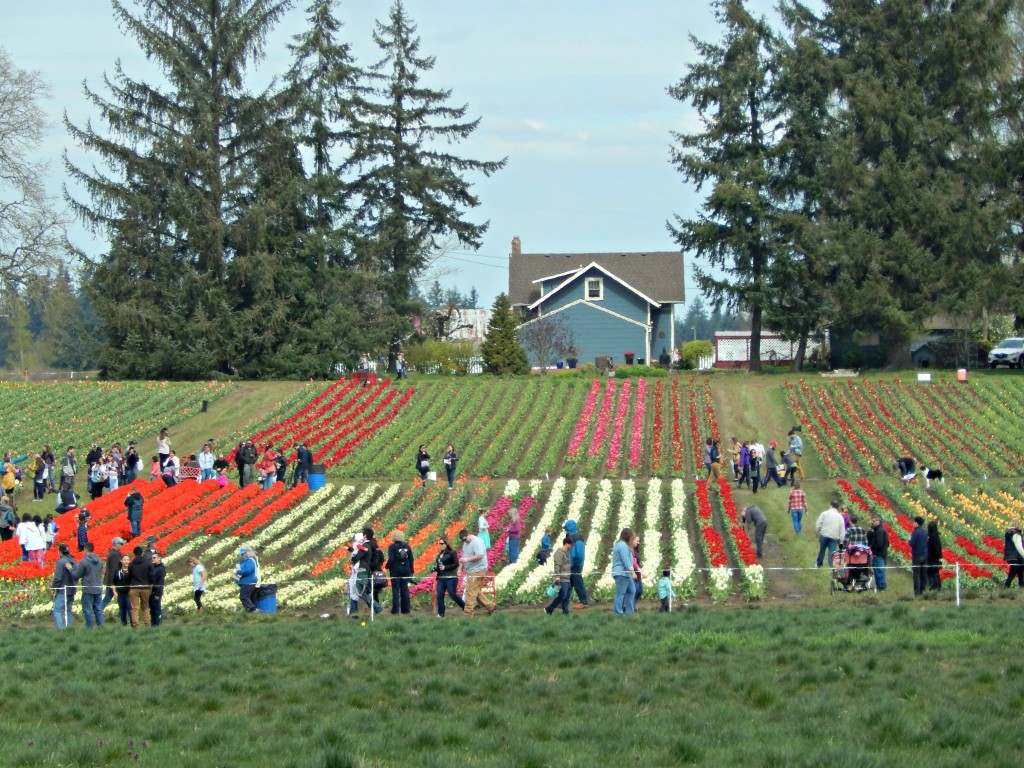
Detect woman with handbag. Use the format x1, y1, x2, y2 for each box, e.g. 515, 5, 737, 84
415, 445, 430, 483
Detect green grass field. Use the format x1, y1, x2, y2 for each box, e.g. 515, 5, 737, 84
2, 606, 1023, 767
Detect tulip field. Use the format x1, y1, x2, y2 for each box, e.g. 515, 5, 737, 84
4, 371, 1024, 620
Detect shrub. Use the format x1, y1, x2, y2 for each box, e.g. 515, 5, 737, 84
681, 340, 713, 369
614, 364, 667, 378
405, 340, 477, 375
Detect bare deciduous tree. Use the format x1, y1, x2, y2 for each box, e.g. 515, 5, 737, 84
0, 48, 66, 285
518, 314, 575, 374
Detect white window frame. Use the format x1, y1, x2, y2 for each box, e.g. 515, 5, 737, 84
585, 277, 604, 301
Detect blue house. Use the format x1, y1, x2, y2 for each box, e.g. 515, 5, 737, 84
508, 238, 684, 367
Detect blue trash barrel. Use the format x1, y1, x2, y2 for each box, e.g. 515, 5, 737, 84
255, 583, 277, 613
308, 463, 326, 491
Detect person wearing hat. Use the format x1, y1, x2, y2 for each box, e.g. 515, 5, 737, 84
50, 543, 77, 629
143, 535, 158, 560
124, 487, 144, 538
103, 537, 127, 609
233, 545, 259, 612
76, 509, 91, 552
237, 440, 258, 488
148, 552, 166, 626
70, 541, 105, 628
761, 441, 786, 489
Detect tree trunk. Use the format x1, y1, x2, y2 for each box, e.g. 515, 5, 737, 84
884, 337, 912, 369
790, 329, 809, 373
749, 307, 762, 373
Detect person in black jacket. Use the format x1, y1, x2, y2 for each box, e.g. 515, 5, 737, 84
112, 553, 132, 626
350, 527, 383, 617
149, 552, 166, 626
127, 546, 153, 628
926, 520, 943, 591
866, 517, 890, 591
386, 529, 415, 615
433, 536, 465, 617
415, 445, 430, 483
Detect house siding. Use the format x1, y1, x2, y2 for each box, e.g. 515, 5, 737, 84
650, 308, 674, 360
540, 271, 651, 320
530, 302, 650, 367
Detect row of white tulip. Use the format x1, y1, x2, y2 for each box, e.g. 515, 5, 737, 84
501, 477, 567, 593
669, 479, 697, 595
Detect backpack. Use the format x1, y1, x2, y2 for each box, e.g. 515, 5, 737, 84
394, 544, 410, 565
369, 543, 386, 571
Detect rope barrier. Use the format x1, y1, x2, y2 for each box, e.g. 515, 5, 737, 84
7, 559, 1014, 596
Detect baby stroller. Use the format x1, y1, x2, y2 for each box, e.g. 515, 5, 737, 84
830, 544, 876, 594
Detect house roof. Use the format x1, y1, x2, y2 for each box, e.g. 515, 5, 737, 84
527, 262, 662, 311
509, 249, 684, 307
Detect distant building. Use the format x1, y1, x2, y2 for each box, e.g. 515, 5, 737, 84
508, 237, 684, 367
447, 308, 491, 341
713, 331, 821, 369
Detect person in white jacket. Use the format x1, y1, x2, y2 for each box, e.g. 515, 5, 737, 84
815, 502, 846, 569
17, 514, 46, 566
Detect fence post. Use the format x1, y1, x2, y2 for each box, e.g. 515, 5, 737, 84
955, 561, 960, 608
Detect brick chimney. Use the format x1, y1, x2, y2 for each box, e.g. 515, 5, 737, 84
511, 236, 521, 257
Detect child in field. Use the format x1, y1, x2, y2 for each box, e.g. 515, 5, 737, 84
537, 527, 552, 565
77, 511, 90, 552
658, 568, 676, 612
149, 456, 161, 481
217, 469, 228, 488
43, 514, 57, 549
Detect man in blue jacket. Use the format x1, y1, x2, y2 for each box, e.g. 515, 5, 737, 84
563, 520, 589, 608
234, 545, 259, 612
908, 516, 928, 596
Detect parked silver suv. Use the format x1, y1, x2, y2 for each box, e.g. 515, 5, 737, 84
989, 337, 1024, 368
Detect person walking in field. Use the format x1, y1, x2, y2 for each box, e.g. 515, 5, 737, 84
433, 536, 465, 617
815, 502, 845, 568
1003, 524, 1024, 588
787, 481, 806, 534
459, 528, 496, 616
187, 556, 207, 613
563, 520, 590, 608
442, 444, 459, 490
544, 536, 573, 615
788, 430, 804, 481
762, 441, 786, 489
416, 444, 430, 483
611, 527, 637, 615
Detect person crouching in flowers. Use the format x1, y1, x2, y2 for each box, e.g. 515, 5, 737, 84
233, 545, 259, 612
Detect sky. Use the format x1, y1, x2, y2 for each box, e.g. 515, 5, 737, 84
4, 0, 780, 308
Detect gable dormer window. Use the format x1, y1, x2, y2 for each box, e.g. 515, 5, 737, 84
586, 277, 603, 300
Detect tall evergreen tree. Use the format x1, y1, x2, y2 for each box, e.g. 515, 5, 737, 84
65, 0, 301, 379
799, 0, 1013, 366
668, 0, 781, 372
347, 0, 505, 355
480, 293, 527, 375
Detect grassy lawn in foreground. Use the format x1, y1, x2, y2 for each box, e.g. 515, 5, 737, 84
2, 605, 1023, 767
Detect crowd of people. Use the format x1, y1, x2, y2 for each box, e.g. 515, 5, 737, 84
15, 411, 1024, 628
